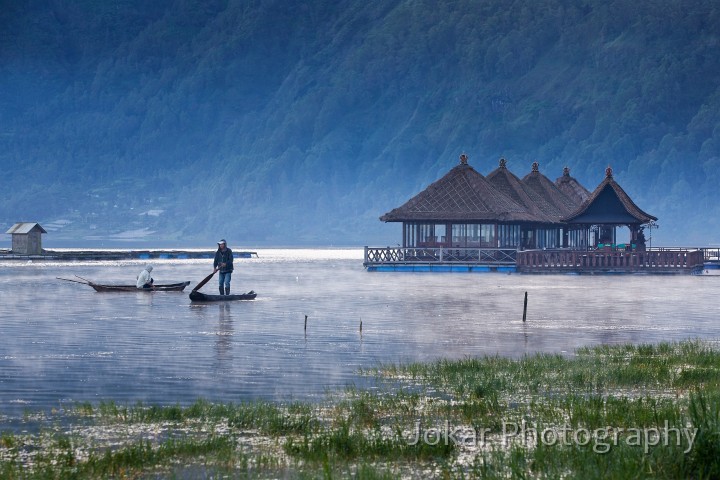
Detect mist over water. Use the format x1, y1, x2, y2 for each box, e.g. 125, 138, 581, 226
1, 248, 719, 418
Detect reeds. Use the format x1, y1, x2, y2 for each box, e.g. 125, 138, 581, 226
1, 339, 719, 478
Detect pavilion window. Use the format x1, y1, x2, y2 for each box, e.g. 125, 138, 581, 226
537, 228, 560, 249
498, 225, 520, 248
567, 228, 588, 249
481, 224, 496, 247
469, 224, 481, 246
419, 224, 434, 246
542, 229, 559, 249
436, 224, 447, 244
413, 223, 447, 247
452, 224, 467, 247
533, 228, 557, 249
404, 223, 417, 247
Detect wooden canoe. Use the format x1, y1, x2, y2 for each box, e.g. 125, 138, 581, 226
90, 281, 191, 292
57, 277, 191, 292
189, 290, 257, 302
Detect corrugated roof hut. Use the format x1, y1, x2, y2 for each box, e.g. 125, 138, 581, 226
6, 222, 47, 255
555, 166, 591, 205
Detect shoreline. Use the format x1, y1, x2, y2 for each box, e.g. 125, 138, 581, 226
0, 249, 259, 261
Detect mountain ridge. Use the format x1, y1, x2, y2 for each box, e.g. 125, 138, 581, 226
1, 0, 719, 246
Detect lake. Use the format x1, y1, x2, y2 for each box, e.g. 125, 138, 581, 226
1, 248, 719, 419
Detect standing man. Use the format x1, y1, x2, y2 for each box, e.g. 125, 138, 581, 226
213, 239, 234, 295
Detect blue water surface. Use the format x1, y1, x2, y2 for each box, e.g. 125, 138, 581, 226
1, 248, 719, 419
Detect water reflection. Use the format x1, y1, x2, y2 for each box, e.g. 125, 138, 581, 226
1, 249, 720, 417
216, 303, 233, 368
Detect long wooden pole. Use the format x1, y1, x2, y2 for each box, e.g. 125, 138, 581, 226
522, 291, 528, 322
192, 271, 216, 292
57, 277, 89, 285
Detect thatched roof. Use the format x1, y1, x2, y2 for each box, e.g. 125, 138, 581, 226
522, 162, 579, 221
555, 166, 591, 205
379, 155, 536, 223
486, 158, 556, 224
563, 167, 658, 224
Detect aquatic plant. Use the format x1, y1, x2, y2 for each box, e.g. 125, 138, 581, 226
1, 339, 719, 478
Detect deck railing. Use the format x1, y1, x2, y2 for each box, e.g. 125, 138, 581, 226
516, 248, 703, 272
700, 247, 720, 261
364, 247, 517, 266
364, 246, 706, 273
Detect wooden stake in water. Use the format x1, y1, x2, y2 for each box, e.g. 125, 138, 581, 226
522, 292, 528, 322
304, 315, 308, 331
360, 319, 363, 333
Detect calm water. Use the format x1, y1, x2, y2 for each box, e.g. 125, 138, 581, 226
1, 248, 719, 418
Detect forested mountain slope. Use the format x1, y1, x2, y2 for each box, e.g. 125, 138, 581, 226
1, 0, 719, 246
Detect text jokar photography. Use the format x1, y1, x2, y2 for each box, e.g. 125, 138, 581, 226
408, 419, 698, 454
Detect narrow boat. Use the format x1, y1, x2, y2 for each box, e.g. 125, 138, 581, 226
57, 277, 191, 292
189, 290, 257, 302
89, 281, 191, 292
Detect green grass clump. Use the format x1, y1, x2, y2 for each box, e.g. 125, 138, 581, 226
0, 435, 242, 480
378, 339, 720, 399
686, 391, 720, 478
2, 339, 720, 478
284, 419, 455, 463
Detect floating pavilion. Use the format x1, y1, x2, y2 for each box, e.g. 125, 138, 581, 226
365, 155, 702, 274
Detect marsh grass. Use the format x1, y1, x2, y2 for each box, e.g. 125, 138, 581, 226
2, 340, 719, 478
375, 339, 720, 398
284, 419, 455, 463
0, 434, 242, 479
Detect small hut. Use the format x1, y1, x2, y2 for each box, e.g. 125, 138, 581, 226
6, 222, 47, 255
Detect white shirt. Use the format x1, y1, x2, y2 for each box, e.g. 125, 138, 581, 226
136, 269, 152, 288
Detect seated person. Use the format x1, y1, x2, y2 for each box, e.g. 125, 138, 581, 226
136, 264, 154, 289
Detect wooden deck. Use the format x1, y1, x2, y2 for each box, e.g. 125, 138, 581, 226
516, 248, 703, 274
364, 246, 705, 274
364, 247, 517, 271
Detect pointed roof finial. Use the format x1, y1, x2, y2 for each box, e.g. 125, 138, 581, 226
499, 157, 507, 168
563, 166, 570, 177
605, 166, 613, 178
531, 161, 539, 172
459, 153, 468, 165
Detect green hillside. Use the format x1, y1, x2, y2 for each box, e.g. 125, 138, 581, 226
1, 0, 719, 246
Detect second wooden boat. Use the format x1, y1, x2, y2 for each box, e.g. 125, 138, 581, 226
189, 290, 257, 302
